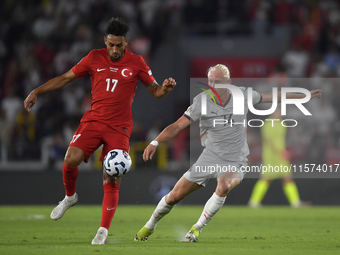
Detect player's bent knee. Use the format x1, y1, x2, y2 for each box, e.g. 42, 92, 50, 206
166, 192, 183, 205
216, 179, 240, 196
216, 183, 232, 196
103, 171, 121, 185
64, 158, 79, 167
64, 147, 85, 167
64, 154, 82, 167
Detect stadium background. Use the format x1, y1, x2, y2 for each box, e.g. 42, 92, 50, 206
1, 0, 340, 205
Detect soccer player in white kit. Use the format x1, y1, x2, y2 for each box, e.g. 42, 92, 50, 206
134, 64, 322, 242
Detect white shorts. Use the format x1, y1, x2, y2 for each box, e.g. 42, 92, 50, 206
183, 148, 247, 187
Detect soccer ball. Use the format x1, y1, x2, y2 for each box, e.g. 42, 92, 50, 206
103, 149, 132, 177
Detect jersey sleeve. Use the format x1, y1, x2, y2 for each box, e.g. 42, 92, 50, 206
252, 89, 262, 104
138, 56, 155, 85
72, 51, 93, 78
183, 95, 202, 122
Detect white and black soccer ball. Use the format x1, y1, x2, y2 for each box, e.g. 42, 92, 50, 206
103, 149, 132, 177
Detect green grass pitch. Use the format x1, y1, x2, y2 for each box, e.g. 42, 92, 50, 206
0, 205, 339, 255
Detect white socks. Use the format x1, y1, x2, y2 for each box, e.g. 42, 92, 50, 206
66, 193, 77, 200
194, 192, 226, 231
144, 193, 226, 232
145, 196, 174, 229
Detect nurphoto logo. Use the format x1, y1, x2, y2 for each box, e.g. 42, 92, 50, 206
200, 84, 312, 128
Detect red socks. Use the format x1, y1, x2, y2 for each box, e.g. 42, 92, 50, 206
63, 162, 119, 230
62, 162, 78, 196
100, 182, 120, 230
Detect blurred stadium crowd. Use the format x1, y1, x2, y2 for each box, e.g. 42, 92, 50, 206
0, 0, 340, 169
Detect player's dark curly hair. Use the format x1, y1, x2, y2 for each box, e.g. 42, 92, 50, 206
105, 17, 129, 38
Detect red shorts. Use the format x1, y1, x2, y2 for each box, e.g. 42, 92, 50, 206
70, 121, 130, 163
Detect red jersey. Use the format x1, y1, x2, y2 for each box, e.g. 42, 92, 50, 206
72, 48, 155, 137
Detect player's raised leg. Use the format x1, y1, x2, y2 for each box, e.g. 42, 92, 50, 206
50, 146, 84, 220
186, 172, 241, 242
92, 172, 121, 244
135, 176, 201, 241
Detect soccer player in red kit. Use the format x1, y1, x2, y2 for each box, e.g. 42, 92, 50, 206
23, 17, 176, 244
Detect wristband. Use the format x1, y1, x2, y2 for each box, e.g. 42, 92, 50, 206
150, 140, 159, 147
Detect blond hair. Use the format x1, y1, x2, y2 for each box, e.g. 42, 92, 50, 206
207, 64, 230, 79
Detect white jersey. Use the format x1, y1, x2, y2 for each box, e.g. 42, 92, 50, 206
184, 87, 262, 162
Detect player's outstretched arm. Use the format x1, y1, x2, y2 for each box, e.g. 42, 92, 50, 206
260, 89, 323, 103
24, 69, 78, 112
143, 116, 190, 161
144, 78, 176, 98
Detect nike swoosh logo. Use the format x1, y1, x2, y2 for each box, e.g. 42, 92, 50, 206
97, 68, 106, 72
107, 207, 116, 211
